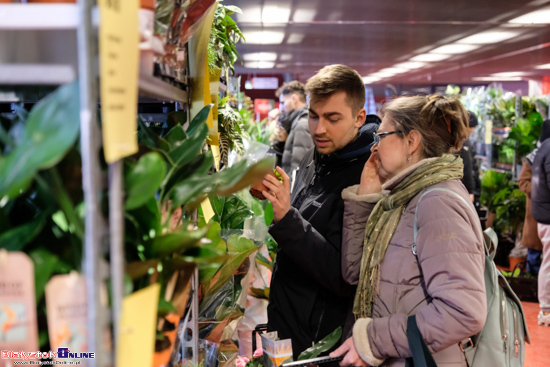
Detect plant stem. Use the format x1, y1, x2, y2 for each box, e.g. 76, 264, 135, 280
47, 167, 85, 240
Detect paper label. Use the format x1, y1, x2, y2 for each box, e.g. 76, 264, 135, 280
45, 273, 88, 365
0, 251, 38, 367
116, 284, 160, 367
484, 120, 493, 144
99, 0, 140, 163
201, 198, 215, 223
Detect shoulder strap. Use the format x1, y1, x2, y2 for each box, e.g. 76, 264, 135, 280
405, 315, 438, 367
413, 187, 497, 258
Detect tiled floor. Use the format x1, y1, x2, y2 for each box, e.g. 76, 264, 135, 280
522, 301, 550, 367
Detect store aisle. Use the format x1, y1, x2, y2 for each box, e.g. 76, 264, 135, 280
522, 301, 550, 367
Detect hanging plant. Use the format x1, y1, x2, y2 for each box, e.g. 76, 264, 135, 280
207, 2, 244, 77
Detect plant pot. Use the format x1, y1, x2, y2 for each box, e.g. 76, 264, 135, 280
508, 256, 527, 273
249, 171, 276, 200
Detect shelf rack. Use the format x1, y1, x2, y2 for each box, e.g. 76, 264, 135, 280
0, 2, 193, 367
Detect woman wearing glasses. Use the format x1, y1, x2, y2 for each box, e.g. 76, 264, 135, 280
332, 95, 486, 366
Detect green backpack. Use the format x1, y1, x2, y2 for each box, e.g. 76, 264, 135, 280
413, 187, 530, 367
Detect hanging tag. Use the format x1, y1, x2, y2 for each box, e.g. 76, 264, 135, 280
99, 0, 140, 163
201, 198, 215, 223
0, 251, 39, 367
116, 283, 160, 367
45, 271, 89, 365
484, 120, 493, 145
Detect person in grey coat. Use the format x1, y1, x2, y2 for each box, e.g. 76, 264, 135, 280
276, 81, 314, 175
331, 95, 486, 367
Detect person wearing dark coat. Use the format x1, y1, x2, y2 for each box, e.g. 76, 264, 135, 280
531, 119, 550, 326
459, 111, 481, 202
259, 65, 378, 358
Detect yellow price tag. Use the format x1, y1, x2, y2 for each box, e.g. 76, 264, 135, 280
484, 120, 493, 144
116, 284, 160, 367
201, 198, 215, 223
99, 0, 140, 163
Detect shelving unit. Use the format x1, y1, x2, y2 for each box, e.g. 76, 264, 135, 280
0, 2, 193, 367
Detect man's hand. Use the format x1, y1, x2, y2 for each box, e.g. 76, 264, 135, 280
330, 338, 370, 367
262, 167, 291, 223
358, 151, 384, 195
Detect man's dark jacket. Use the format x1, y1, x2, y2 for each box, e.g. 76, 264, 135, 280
532, 139, 550, 224
267, 122, 378, 358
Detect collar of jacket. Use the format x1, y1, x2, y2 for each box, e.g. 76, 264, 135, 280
312, 122, 378, 174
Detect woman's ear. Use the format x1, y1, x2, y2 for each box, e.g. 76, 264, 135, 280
407, 130, 422, 156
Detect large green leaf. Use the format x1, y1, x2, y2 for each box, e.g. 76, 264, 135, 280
29, 249, 59, 301
0, 211, 49, 251
146, 225, 209, 258
126, 197, 162, 241
168, 118, 208, 166
163, 149, 213, 200
213, 156, 275, 196
165, 125, 187, 149
298, 327, 342, 360
125, 152, 166, 210
0, 82, 80, 199
210, 195, 253, 230
201, 234, 256, 301
187, 104, 213, 136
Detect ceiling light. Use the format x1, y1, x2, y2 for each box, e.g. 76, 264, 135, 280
491, 71, 528, 77
235, 6, 261, 23
429, 44, 480, 54
379, 67, 408, 74
535, 63, 550, 69
456, 30, 520, 44
244, 61, 276, 69
473, 76, 522, 81
242, 52, 277, 61
262, 5, 291, 24
410, 53, 452, 62
393, 62, 426, 70
293, 9, 317, 22
362, 76, 382, 84
280, 54, 293, 61
276, 63, 288, 68
509, 7, 550, 24
370, 72, 396, 78
242, 31, 285, 44
287, 34, 305, 44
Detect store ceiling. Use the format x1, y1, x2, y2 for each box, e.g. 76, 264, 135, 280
226, 0, 550, 85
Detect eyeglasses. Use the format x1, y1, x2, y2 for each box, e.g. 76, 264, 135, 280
372, 130, 407, 144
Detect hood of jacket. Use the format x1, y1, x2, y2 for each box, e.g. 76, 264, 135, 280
314, 121, 378, 172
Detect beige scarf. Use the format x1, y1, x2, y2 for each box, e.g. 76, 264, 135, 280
353, 154, 464, 318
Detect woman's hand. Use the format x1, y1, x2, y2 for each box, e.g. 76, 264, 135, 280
263, 167, 291, 222
358, 151, 384, 195
330, 338, 370, 367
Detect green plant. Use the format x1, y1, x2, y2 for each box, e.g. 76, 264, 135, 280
208, 2, 244, 77
218, 97, 250, 166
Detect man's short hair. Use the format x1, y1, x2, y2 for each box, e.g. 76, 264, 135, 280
276, 81, 306, 103
305, 64, 366, 116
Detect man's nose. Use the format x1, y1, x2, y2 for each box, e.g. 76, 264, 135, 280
314, 119, 327, 135
371, 143, 378, 153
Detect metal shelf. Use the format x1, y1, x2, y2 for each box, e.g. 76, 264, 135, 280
138, 72, 188, 103
0, 64, 76, 85
0, 4, 79, 30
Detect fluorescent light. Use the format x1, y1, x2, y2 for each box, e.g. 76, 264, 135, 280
287, 34, 304, 44
429, 44, 480, 54
393, 62, 426, 69
235, 6, 261, 23
280, 54, 293, 61
362, 76, 382, 83
276, 63, 288, 68
473, 76, 522, 81
242, 31, 285, 44
293, 9, 317, 22
262, 5, 291, 23
491, 71, 528, 77
457, 30, 520, 44
370, 71, 396, 78
244, 61, 276, 69
379, 67, 408, 74
242, 52, 277, 61
410, 53, 452, 62
509, 7, 550, 24
535, 63, 550, 69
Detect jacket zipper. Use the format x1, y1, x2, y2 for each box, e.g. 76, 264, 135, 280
501, 287, 507, 353
512, 304, 519, 357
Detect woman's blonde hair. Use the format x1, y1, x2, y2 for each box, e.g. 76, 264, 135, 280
380, 94, 469, 157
